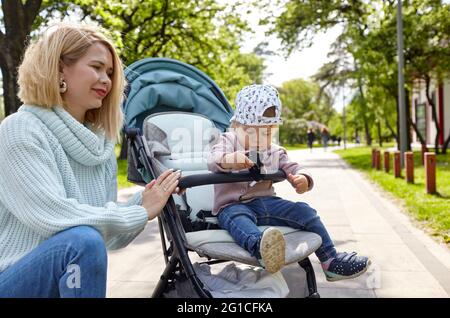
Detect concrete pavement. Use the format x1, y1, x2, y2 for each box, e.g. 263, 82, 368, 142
107, 146, 450, 298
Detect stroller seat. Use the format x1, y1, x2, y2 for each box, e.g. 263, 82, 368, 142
143, 112, 322, 268
186, 227, 322, 267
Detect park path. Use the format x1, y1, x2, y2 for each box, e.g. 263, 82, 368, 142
107, 146, 450, 297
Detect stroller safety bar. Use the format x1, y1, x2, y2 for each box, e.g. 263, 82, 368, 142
178, 170, 286, 189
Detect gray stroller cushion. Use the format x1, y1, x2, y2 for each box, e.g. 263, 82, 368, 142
192, 262, 290, 298
186, 226, 322, 266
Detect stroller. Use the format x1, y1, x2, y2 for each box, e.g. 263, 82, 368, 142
122, 58, 322, 298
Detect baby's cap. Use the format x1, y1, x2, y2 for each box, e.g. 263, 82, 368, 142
230, 84, 282, 125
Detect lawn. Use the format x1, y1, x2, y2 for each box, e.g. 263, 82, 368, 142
115, 144, 135, 190
335, 146, 450, 244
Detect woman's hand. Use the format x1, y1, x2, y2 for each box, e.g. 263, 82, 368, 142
287, 173, 309, 194
220, 152, 254, 170
141, 169, 181, 220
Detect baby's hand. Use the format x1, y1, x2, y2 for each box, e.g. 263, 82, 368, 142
220, 152, 255, 170
287, 173, 309, 194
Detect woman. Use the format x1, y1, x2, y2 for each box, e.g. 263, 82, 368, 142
0, 23, 180, 297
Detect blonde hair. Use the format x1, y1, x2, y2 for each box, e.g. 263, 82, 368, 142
18, 23, 125, 141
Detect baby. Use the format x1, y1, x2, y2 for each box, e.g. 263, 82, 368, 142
207, 84, 370, 281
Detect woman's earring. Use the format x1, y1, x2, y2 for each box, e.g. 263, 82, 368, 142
59, 78, 67, 93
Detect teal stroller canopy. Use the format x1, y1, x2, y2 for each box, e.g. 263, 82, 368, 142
122, 58, 234, 131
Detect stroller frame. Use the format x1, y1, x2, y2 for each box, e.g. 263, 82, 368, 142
125, 127, 320, 298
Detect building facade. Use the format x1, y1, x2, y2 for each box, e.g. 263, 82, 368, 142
411, 79, 450, 148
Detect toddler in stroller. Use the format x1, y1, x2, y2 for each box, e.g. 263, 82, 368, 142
207, 84, 371, 280
123, 58, 368, 297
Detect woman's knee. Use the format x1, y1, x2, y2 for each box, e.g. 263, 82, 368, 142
61, 226, 107, 258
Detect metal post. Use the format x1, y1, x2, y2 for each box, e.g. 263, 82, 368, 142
343, 85, 347, 150
397, 0, 408, 167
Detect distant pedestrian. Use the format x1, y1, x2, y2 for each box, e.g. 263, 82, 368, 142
307, 128, 315, 153
321, 127, 330, 152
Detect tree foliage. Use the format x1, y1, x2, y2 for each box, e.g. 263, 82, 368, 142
1, 0, 263, 115
272, 0, 450, 151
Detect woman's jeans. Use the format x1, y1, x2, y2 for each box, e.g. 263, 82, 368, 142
0, 226, 107, 297
218, 196, 337, 262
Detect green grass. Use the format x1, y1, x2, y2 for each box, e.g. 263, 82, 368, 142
334, 146, 450, 244
115, 144, 135, 190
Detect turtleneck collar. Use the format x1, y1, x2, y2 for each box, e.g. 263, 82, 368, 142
19, 105, 115, 166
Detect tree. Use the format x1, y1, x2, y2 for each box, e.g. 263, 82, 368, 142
279, 78, 334, 123
1, 0, 43, 116
403, 1, 450, 153
0, 77, 3, 120
74, 0, 254, 102
0, 0, 257, 118
236, 52, 266, 84
272, 0, 450, 151
278, 78, 335, 144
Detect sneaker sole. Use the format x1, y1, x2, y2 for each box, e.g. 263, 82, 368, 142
325, 259, 372, 282
260, 228, 286, 273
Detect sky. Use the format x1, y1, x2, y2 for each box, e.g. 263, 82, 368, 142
239, 19, 342, 87
233, 2, 347, 111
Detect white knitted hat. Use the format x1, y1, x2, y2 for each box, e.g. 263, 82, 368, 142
230, 84, 282, 126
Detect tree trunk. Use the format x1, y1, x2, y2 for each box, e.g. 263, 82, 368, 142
424, 75, 441, 154
384, 115, 397, 141
403, 88, 426, 147
1, 58, 22, 116
354, 61, 372, 146
0, 0, 43, 116
395, 93, 413, 151
377, 120, 382, 147
357, 83, 372, 146
0, 42, 22, 116
408, 117, 426, 145
443, 131, 450, 154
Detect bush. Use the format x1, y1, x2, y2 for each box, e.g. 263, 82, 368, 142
279, 118, 309, 144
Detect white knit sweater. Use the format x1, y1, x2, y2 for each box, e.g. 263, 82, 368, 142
0, 105, 148, 272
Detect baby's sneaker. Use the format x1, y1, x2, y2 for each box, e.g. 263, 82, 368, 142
323, 252, 371, 282
258, 227, 286, 273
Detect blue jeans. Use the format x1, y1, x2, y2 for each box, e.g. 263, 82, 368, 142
0, 226, 107, 297
218, 196, 337, 262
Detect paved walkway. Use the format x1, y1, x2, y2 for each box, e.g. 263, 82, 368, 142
108, 146, 450, 298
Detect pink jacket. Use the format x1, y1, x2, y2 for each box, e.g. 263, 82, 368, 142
207, 131, 314, 214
